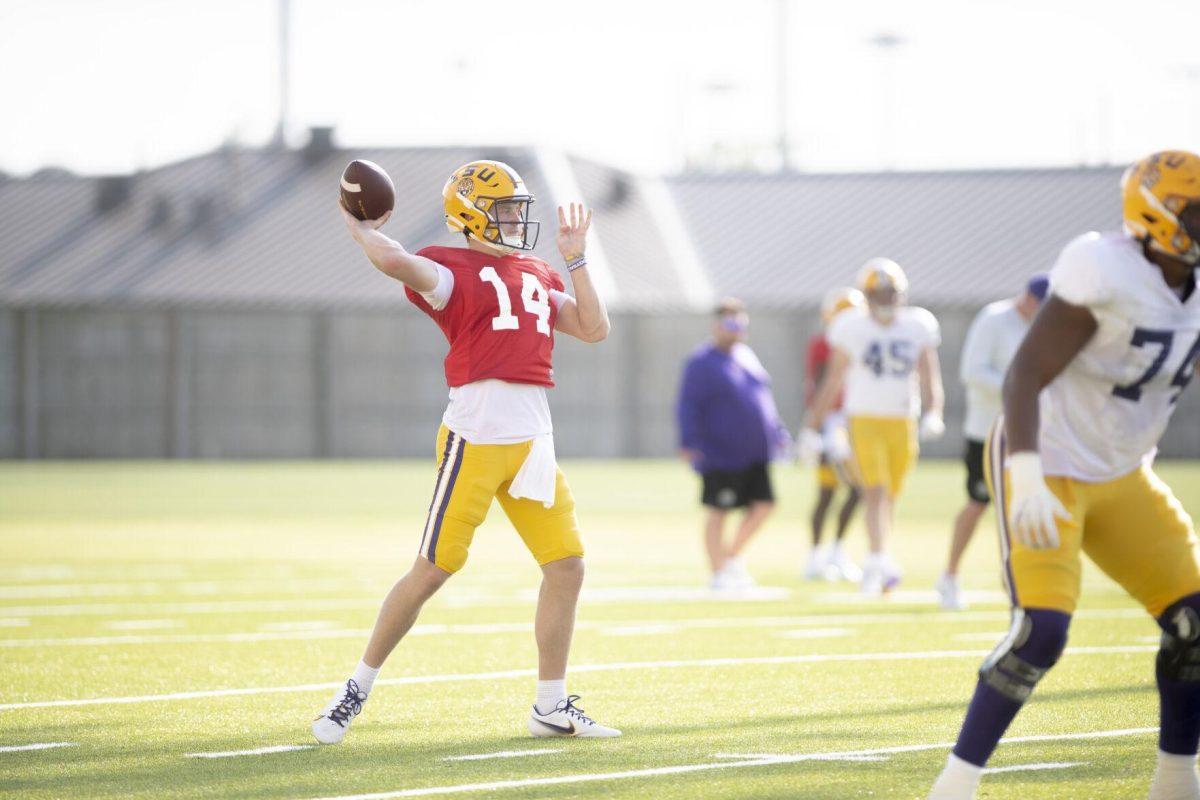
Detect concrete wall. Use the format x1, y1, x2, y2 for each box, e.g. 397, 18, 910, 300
3, 303, 1199, 459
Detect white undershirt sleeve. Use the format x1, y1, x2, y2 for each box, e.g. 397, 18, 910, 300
419, 264, 455, 311
549, 289, 570, 311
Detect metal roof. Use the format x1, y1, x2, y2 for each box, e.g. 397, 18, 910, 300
0, 140, 1128, 310
669, 166, 1125, 307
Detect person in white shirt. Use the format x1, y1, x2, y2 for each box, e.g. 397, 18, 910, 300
935, 274, 1047, 610
802, 258, 945, 595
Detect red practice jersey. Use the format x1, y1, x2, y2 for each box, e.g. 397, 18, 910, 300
805, 333, 844, 411
407, 246, 565, 388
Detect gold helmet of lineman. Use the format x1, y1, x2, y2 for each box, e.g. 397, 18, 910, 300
856, 257, 908, 321
820, 286, 865, 326
443, 160, 539, 253
1122, 150, 1200, 266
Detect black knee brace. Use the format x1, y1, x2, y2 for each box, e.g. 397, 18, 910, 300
979, 609, 1070, 702
1160, 601, 1200, 682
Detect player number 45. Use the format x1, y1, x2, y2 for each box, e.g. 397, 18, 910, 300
479, 267, 551, 336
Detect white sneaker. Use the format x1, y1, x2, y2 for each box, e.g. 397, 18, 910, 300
803, 545, 831, 580
723, 557, 756, 589
528, 695, 622, 738
828, 546, 863, 583
936, 573, 968, 610
861, 554, 902, 596
311, 679, 368, 745
709, 568, 737, 592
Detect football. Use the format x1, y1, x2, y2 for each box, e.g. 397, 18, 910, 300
340, 159, 395, 221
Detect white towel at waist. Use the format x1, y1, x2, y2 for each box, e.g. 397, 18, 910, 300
507, 434, 558, 508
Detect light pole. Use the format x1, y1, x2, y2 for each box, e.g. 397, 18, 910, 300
868, 32, 906, 170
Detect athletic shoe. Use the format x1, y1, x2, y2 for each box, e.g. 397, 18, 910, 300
861, 554, 902, 596
828, 547, 863, 583
936, 573, 968, 610
311, 679, 367, 745
803, 545, 831, 581
723, 557, 757, 589
528, 695, 622, 738
709, 568, 738, 593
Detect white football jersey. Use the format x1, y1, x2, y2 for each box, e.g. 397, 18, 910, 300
1040, 232, 1200, 482
827, 305, 941, 419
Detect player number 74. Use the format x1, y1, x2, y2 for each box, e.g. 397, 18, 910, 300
1111, 327, 1200, 403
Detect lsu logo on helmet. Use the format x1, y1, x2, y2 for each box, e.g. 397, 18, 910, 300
442, 160, 540, 253
1122, 150, 1200, 265
856, 257, 909, 295
821, 286, 865, 325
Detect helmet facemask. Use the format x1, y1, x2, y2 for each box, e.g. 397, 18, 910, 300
477, 196, 539, 253
866, 284, 901, 322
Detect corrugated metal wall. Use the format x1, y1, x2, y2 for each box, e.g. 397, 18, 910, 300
2, 304, 1198, 460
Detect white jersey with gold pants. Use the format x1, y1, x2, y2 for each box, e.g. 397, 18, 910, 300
827, 305, 941, 497
988, 232, 1200, 617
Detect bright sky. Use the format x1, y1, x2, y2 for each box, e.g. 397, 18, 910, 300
2, 0, 1198, 177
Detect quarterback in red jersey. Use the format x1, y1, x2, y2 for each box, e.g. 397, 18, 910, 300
312, 160, 620, 743
802, 287, 864, 582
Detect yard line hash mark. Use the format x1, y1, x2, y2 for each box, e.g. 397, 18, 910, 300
442, 749, 563, 762
186, 745, 314, 759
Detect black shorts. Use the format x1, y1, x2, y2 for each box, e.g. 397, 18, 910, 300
964, 438, 991, 504
701, 463, 774, 509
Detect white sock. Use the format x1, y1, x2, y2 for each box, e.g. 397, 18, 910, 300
351, 660, 381, 695
535, 679, 566, 714
1150, 750, 1200, 800
929, 753, 983, 798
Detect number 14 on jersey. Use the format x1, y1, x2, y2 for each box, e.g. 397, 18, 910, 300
479, 266, 551, 336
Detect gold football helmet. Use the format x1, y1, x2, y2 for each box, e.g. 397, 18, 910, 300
442, 160, 539, 253
1122, 150, 1200, 265
856, 257, 909, 295
820, 287, 865, 325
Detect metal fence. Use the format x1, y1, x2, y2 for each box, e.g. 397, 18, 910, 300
2, 303, 1199, 459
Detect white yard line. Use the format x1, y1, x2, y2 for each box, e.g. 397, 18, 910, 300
186, 745, 314, 759
0, 645, 1155, 712
984, 761, 1084, 774
775, 628, 854, 640
0, 742, 77, 753
103, 619, 181, 631
442, 749, 562, 762
290, 728, 1153, 800
0, 618, 30, 627
0, 607, 1152, 648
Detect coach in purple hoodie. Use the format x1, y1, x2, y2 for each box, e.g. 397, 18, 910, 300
677, 297, 791, 591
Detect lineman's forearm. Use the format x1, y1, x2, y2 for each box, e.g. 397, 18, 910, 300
1002, 369, 1041, 453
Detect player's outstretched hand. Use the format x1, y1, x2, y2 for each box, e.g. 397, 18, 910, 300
1007, 451, 1070, 549
556, 203, 592, 262
338, 198, 391, 244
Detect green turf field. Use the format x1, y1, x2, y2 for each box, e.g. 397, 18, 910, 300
1, 459, 1198, 799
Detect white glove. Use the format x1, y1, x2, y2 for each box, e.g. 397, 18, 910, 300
797, 427, 824, 466
1007, 451, 1070, 549
919, 412, 945, 442
824, 425, 852, 463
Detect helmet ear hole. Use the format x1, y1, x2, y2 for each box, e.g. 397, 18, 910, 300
1143, 213, 1158, 224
